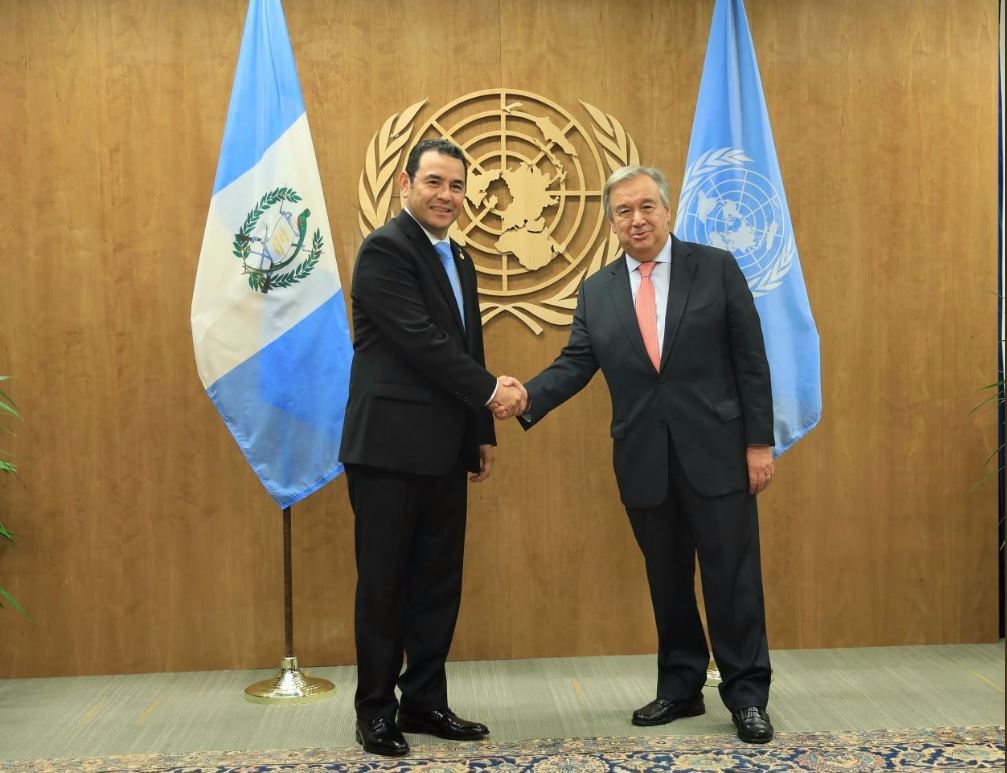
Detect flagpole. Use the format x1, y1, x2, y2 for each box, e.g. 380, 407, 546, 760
244, 506, 335, 704
705, 660, 722, 687
283, 504, 294, 657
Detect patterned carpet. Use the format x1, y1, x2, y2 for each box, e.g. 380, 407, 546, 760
2, 726, 1003, 772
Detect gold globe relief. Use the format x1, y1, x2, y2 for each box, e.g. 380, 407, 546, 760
358, 89, 641, 333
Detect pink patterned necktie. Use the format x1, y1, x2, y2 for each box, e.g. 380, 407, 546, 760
636, 261, 661, 371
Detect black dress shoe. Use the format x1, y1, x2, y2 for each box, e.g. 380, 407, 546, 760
355, 716, 409, 756
631, 694, 705, 726
732, 706, 774, 743
397, 707, 489, 740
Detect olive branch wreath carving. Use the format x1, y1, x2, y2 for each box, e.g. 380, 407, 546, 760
357, 100, 427, 238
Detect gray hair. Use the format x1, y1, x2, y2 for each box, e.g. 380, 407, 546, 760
602, 165, 672, 220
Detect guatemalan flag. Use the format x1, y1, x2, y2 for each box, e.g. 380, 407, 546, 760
675, 0, 821, 455
191, 0, 352, 507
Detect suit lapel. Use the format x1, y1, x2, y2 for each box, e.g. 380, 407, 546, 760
395, 212, 467, 338
607, 257, 653, 367
661, 236, 697, 370
609, 239, 698, 373
454, 243, 477, 346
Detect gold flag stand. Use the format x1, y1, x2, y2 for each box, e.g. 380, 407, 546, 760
245, 506, 335, 704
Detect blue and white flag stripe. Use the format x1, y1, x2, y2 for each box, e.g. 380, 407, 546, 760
675, 0, 821, 455
192, 0, 352, 508
212, 0, 304, 196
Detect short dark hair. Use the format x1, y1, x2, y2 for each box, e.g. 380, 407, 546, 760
404, 139, 468, 179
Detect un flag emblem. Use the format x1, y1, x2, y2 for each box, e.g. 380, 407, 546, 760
675, 148, 795, 297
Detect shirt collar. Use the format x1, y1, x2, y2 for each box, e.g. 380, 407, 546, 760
403, 207, 449, 248
624, 237, 672, 272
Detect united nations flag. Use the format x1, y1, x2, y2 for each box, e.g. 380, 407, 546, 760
675, 0, 821, 455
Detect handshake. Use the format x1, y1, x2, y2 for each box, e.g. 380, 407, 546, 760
488, 375, 527, 420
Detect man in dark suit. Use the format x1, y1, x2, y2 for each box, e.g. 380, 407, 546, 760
508, 165, 776, 744
340, 139, 526, 757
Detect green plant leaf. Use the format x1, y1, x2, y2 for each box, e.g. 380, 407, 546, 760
0, 387, 20, 418
0, 588, 29, 618
968, 392, 1005, 414
0, 376, 24, 615
969, 465, 1006, 493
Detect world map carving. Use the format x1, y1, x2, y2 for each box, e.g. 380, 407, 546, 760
468, 162, 564, 271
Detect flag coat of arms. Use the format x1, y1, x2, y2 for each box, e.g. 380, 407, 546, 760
675, 0, 822, 455
191, 0, 352, 507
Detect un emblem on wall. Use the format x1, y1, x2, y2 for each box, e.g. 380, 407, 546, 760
358, 89, 640, 332
674, 148, 794, 297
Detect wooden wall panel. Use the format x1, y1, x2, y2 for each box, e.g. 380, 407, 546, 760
0, 0, 999, 678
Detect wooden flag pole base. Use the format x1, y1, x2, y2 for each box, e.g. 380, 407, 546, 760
244, 506, 335, 704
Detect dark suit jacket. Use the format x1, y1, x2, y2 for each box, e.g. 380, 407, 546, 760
520, 236, 773, 506
339, 211, 497, 476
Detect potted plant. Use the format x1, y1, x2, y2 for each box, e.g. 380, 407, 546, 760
0, 375, 25, 616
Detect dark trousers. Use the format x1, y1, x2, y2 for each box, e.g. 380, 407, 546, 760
626, 434, 772, 711
346, 461, 468, 720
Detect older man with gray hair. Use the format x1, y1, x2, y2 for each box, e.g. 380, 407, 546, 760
509, 164, 777, 743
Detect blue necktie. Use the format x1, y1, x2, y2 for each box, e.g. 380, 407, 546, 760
434, 241, 466, 330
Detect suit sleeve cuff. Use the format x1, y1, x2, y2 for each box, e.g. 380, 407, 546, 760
484, 379, 499, 406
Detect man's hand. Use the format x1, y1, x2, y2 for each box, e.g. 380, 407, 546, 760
470, 444, 495, 482
489, 375, 527, 420
746, 445, 775, 495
